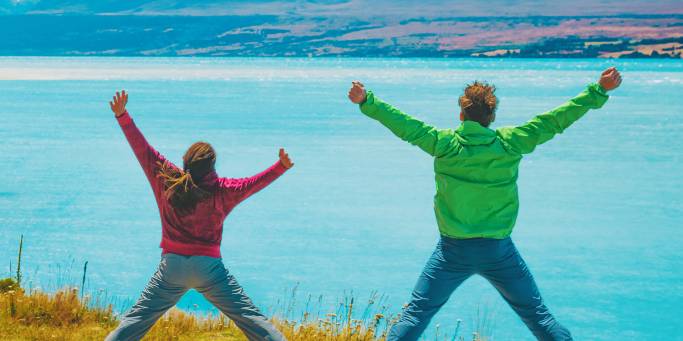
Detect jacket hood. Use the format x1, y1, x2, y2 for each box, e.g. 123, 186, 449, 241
454, 120, 497, 146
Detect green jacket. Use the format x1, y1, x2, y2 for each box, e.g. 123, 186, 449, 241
359, 83, 609, 239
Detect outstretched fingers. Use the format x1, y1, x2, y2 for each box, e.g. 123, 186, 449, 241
279, 148, 294, 169
109, 89, 128, 117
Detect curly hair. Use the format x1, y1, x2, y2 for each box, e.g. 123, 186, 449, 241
458, 81, 498, 127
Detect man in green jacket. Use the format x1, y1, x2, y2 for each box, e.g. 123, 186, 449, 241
348, 67, 622, 341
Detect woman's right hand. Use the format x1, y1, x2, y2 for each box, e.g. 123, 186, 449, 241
109, 90, 128, 117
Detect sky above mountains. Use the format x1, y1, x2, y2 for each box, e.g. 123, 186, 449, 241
2, 0, 682, 17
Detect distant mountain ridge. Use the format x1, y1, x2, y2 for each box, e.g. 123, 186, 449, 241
1, 1, 682, 58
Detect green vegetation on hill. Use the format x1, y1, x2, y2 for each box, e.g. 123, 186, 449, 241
0, 13, 681, 58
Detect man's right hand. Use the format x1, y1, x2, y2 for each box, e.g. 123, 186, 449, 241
348, 81, 367, 104
599, 67, 622, 91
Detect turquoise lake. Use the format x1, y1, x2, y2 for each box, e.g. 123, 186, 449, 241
0, 57, 681, 340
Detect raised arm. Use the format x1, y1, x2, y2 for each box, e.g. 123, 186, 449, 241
110, 90, 173, 195
348, 81, 454, 157
497, 67, 622, 154
221, 148, 293, 204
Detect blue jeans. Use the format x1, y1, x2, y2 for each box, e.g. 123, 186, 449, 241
105, 253, 285, 341
387, 237, 572, 341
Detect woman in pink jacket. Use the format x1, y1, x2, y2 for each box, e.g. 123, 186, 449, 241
105, 90, 291, 341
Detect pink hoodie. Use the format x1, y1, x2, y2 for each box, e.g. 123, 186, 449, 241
117, 111, 287, 258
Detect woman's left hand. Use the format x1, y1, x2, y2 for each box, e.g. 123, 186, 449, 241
279, 148, 294, 169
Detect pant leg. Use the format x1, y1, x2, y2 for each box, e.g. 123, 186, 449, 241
479, 239, 572, 341
105, 255, 188, 341
387, 239, 472, 341
194, 258, 285, 341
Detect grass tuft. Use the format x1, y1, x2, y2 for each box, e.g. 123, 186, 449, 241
1, 236, 488, 341
0, 285, 391, 340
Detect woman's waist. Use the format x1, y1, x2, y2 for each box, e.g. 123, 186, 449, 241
160, 237, 222, 258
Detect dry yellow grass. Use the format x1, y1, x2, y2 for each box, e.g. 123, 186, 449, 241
1, 236, 486, 341
0, 279, 390, 341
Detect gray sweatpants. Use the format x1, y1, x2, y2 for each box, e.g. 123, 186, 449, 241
105, 253, 285, 341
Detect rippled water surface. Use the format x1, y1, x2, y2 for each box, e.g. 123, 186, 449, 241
1, 57, 681, 340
